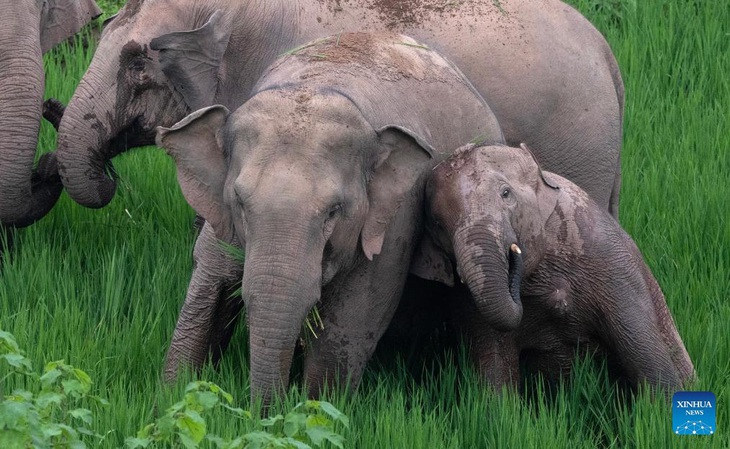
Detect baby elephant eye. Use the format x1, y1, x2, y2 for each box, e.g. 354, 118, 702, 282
501, 187, 511, 199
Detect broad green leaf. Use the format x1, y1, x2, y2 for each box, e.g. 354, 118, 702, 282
304, 414, 329, 429
165, 399, 186, 414
8, 389, 33, 402
35, 391, 64, 410
157, 414, 176, 438
284, 412, 306, 437
0, 353, 33, 372
62, 379, 87, 397
177, 409, 206, 443
260, 413, 284, 427
40, 367, 64, 389
42, 422, 64, 438
283, 436, 314, 449
304, 426, 344, 449
72, 368, 93, 390
124, 437, 152, 449
0, 330, 21, 352
69, 407, 93, 425
0, 400, 31, 428
0, 430, 30, 449
196, 391, 220, 409
69, 440, 87, 449
318, 402, 349, 428
178, 432, 199, 449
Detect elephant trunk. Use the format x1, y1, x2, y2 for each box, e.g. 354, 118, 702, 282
0, 16, 61, 227
453, 225, 524, 331
56, 57, 147, 208
243, 234, 322, 406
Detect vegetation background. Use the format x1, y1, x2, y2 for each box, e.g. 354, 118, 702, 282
1, 0, 728, 447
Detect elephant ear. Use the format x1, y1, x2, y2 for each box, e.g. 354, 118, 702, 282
360, 126, 434, 260
409, 232, 455, 287
519, 143, 561, 190
40, 0, 102, 53
150, 10, 232, 110
156, 105, 234, 242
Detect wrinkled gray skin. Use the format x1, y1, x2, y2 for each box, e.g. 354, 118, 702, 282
157, 32, 504, 405
0, 0, 100, 228
413, 144, 696, 392
56, 0, 623, 216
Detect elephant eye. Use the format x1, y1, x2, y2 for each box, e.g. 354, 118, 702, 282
327, 204, 342, 220
501, 187, 511, 199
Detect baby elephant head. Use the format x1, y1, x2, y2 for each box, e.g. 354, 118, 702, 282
413, 143, 560, 331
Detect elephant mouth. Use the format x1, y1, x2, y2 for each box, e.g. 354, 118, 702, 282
108, 116, 157, 157
507, 243, 524, 304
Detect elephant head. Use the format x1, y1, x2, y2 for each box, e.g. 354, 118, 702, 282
56, 0, 235, 208
157, 32, 503, 403
157, 99, 437, 404
0, 0, 100, 227
412, 143, 559, 331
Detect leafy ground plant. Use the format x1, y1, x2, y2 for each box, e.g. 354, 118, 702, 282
0, 330, 109, 448
2, 330, 349, 449
126, 381, 348, 449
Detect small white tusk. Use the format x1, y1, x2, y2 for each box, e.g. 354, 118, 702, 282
510, 243, 522, 255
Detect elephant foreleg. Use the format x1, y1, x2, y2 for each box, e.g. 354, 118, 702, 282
453, 285, 520, 390
164, 222, 243, 382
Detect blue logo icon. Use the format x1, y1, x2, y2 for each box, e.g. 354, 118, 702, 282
672, 391, 716, 435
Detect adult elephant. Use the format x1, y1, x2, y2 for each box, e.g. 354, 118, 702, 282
0, 0, 101, 228
56, 0, 624, 218
157, 32, 505, 404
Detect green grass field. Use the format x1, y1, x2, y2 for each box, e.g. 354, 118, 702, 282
2, 1, 728, 447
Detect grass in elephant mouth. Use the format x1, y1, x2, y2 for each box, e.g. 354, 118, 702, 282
220, 241, 325, 341
0, 1, 728, 448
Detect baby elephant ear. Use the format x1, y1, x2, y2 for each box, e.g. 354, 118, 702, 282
410, 232, 455, 287
40, 0, 102, 53
156, 105, 234, 242
150, 10, 232, 110
360, 126, 434, 260
520, 143, 560, 190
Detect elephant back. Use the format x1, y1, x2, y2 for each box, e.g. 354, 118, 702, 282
251, 32, 504, 158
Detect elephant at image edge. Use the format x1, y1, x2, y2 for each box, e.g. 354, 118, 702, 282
0, 0, 101, 228
56, 0, 623, 218
156, 32, 505, 404
411, 144, 695, 392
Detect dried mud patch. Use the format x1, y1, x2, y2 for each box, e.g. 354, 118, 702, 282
318, 0, 512, 28
289, 32, 454, 83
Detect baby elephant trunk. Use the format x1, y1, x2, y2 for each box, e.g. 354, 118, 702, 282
454, 226, 524, 331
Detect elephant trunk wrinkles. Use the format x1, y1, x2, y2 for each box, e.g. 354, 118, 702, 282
454, 225, 523, 331
57, 58, 127, 209
0, 19, 61, 226
243, 238, 322, 406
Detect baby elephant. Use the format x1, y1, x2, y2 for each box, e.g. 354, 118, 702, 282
412, 143, 695, 392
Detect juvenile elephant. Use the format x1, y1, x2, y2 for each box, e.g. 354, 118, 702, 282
412, 144, 695, 391
157, 32, 504, 404
0, 0, 101, 228
57, 0, 623, 219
